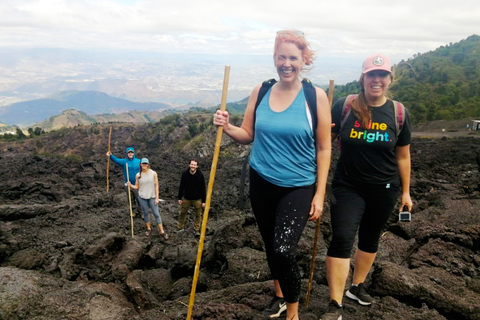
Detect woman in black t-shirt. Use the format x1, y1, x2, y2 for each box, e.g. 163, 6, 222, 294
320, 54, 413, 320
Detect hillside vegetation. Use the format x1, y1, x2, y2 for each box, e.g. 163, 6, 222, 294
331, 35, 480, 124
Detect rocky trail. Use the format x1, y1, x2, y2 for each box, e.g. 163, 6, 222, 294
1, 121, 479, 320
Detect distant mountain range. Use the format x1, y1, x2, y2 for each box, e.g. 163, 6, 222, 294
2, 34, 479, 132
0, 108, 178, 134
0, 91, 171, 126
0, 122, 17, 134
0, 48, 282, 109
30, 108, 175, 132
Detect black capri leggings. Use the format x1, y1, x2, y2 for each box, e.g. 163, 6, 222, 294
250, 168, 315, 303
327, 179, 400, 259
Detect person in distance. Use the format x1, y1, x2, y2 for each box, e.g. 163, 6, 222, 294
319, 54, 413, 320
214, 30, 332, 320
176, 158, 206, 236
128, 158, 168, 240
106, 147, 142, 216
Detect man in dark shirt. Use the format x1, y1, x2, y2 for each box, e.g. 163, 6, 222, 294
177, 159, 206, 234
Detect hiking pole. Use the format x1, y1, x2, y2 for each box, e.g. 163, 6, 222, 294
186, 65, 230, 320
305, 79, 334, 308
125, 163, 135, 238
106, 126, 112, 192
327, 80, 335, 105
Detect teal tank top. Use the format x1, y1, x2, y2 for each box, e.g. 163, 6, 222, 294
250, 86, 316, 187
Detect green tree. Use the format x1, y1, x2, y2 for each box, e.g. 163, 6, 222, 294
33, 127, 44, 135
188, 123, 198, 137
16, 128, 27, 139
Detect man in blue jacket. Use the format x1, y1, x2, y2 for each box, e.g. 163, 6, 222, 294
107, 147, 142, 216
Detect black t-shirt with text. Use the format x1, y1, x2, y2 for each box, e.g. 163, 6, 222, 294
332, 97, 411, 186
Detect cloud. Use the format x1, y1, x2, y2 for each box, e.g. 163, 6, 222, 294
0, 0, 478, 64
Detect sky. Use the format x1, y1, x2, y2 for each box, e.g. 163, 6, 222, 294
0, 0, 479, 86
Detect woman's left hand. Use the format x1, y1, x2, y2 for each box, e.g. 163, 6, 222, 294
400, 193, 413, 212
154, 198, 159, 205
308, 194, 324, 221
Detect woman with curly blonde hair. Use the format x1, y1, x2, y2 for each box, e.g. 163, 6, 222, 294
214, 30, 332, 320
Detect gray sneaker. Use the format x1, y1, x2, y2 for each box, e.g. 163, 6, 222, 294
320, 300, 343, 320
263, 296, 286, 318
346, 283, 374, 306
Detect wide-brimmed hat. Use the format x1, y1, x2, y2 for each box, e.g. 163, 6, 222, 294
362, 54, 392, 74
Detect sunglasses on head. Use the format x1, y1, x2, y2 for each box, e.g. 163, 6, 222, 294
366, 70, 390, 78
276, 30, 304, 38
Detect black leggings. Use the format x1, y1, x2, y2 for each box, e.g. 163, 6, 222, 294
250, 169, 315, 303
327, 179, 400, 258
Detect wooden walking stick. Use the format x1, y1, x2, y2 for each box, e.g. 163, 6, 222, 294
106, 126, 112, 192
305, 79, 335, 308
125, 163, 135, 239
186, 65, 230, 320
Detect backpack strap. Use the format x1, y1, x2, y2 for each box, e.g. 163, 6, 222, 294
340, 94, 357, 131
253, 78, 277, 127
392, 100, 405, 138
301, 78, 318, 132
337, 94, 357, 150
255, 79, 277, 109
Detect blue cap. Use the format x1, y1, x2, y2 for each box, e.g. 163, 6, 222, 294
141, 158, 149, 164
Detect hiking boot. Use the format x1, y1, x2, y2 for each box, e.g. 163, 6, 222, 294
160, 232, 169, 240
263, 295, 286, 318
346, 283, 374, 306
320, 300, 343, 320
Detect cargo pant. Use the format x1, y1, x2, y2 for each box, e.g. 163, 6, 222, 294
178, 198, 203, 230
